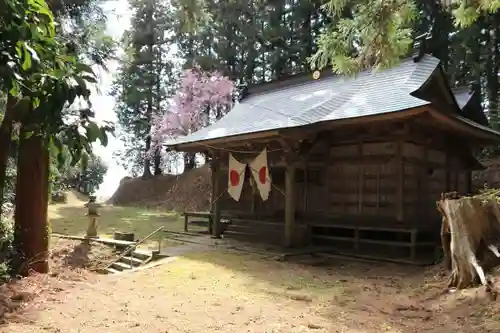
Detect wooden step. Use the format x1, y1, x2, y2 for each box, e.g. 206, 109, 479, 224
131, 249, 153, 260
111, 261, 133, 271
105, 267, 121, 274
120, 256, 145, 266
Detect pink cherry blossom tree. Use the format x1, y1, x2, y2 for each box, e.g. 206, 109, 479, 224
151, 64, 234, 145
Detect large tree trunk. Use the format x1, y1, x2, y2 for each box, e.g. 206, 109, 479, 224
184, 152, 196, 170
437, 192, 500, 289
153, 147, 162, 176
13, 131, 50, 275
142, 135, 152, 178
142, 0, 155, 179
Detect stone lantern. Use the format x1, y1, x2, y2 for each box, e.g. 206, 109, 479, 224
84, 195, 101, 238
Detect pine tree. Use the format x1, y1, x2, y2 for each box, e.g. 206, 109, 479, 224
112, 0, 177, 177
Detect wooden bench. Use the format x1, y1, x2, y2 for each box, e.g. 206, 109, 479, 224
182, 211, 233, 232
182, 211, 211, 232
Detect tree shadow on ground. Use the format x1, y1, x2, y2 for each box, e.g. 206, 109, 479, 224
177, 246, 497, 333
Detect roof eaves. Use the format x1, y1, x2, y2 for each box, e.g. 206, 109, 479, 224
429, 109, 500, 142
454, 115, 500, 138
164, 129, 281, 150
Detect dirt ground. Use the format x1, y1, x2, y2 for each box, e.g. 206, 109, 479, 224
1, 239, 500, 333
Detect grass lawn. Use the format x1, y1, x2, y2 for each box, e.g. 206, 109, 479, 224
48, 192, 207, 248
49, 204, 183, 238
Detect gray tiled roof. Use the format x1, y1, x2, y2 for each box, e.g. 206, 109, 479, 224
165, 55, 442, 146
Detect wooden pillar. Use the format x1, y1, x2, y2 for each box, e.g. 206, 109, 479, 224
410, 229, 417, 261
422, 142, 429, 221
396, 138, 404, 222
303, 165, 308, 212
284, 159, 296, 247
358, 141, 364, 213
376, 164, 380, 213
211, 155, 221, 238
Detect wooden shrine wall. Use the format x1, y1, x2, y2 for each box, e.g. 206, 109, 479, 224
328, 141, 397, 218
326, 138, 470, 225
212, 132, 472, 226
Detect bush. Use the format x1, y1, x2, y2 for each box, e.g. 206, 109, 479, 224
0, 217, 14, 282
0, 217, 13, 253
0, 262, 9, 283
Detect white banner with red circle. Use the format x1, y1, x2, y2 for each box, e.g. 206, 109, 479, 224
227, 154, 246, 202
249, 148, 271, 201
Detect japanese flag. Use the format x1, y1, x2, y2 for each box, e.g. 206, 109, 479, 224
228, 154, 246, 202
249, 148, 271, 201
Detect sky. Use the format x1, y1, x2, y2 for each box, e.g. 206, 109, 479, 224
91, 1, 132, 200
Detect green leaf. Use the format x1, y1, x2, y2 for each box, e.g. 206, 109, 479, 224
9, 81, 20, 97
75, 76, 87, 92
52, 135, 63, 153
21, 45, 32, 71
68, 88, 77, 105
81, 75, 98, 83
24, 131, 34, 139
70, 149, 82, 167
80, 152, 89, 171
75, 63, 95, 75
56, 152, 66, 169
25, 44, 40, 63
99, 128, 108, 147
86, 121, 100, 142
49, 137, 59, 156
32, 97, 40, 109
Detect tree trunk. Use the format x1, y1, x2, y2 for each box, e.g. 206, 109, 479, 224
153, 147, 162, 176
440, 219, 452, 270
142, 135, 152, 178
13, 131, 50, 275
437, 192, 500, 289
184, 152, 196, 170
142, 0, 155, 179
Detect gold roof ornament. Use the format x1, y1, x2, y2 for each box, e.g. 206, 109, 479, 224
312, 70, 321, 80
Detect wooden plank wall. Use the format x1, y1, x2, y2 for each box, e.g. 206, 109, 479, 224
213, 136, 471, 226
328, 141, 397, 218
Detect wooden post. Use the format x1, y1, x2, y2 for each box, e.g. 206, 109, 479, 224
184, 214, 189, 232
423, 142, 429, 221
376, 164, 380, 213
303, 166, 308, 212
211, 155, 222, 238
397, 138, 404, 222
284, 156, 296, 247
410, 229, 417, 261
358, 141, 363, 213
